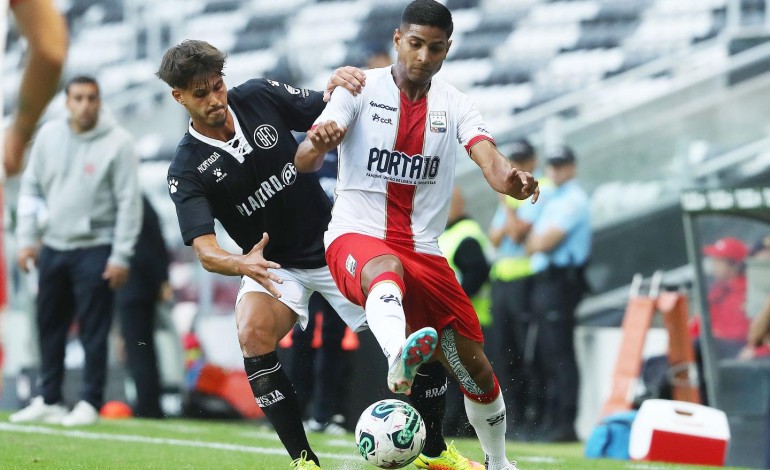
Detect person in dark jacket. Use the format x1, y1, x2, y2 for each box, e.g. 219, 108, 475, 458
115, 195, 171, 418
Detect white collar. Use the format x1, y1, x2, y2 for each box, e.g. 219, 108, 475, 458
187, 106, 252, 163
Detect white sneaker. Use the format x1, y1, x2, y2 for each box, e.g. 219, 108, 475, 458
61, 400, 99, 427
9, 396, 69, 424
303, 418, 324, 433
485, 456, 519, 470
323, 421, 346, 436
387, 327, 438, 394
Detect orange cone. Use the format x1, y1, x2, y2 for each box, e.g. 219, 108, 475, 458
101, 400, 133, 419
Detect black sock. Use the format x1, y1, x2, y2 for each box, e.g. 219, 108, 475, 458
244, 352, 319, 465
408, 361, 448, 458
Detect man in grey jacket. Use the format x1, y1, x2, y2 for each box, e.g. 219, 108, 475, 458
10, 75, 142, 427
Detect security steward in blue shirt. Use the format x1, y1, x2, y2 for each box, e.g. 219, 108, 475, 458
525, 145, 591, 443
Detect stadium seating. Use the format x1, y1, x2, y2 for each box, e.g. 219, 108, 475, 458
3, 0, 767, 271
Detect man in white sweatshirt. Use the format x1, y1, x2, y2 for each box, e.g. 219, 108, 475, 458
10, 75, 142, 426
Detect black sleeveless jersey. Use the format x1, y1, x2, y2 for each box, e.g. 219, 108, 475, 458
167, 79, 331, 269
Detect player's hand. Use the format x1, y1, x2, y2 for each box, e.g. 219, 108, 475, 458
325, 66, 366, 102
4, 127, 27, 177
16, 246, 39, 273
504, 168, 540, 203
308, 121, 346, 154
103, 263, 130, 290
240, 232, 283, 298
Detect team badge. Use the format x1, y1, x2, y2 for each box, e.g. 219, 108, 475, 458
429, 111, 447, 133
345, 254, 357, 276
254, 124, 278, 149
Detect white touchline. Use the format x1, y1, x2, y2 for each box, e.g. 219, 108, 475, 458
0, 423, 356, 461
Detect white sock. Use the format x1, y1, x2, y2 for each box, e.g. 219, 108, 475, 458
464, 394, 508, 469
365, 281, 407, 367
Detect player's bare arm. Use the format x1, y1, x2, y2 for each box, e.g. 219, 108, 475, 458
5, 0, 68, 176
470, 140, 540, 203
295, 121, 347, 172
324, 66, 366, 102
192, 232, 284, 298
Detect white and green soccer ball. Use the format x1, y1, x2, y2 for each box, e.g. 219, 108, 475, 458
355, 399, 426, 469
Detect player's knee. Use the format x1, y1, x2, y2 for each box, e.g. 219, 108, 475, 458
363, 256, 404, 290
236, 315, 278, 356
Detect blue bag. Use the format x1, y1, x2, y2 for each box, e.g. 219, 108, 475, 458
584, 410, 638, 460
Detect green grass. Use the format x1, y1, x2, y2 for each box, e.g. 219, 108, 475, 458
0, 412, 745, 470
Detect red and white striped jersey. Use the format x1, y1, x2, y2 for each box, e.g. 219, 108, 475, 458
316, 66, 494, 255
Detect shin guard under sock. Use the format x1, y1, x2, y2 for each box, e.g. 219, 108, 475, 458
244, 352, 318, 465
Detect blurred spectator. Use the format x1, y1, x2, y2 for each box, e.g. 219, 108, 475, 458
0, 0, 68, 394
690, 236, 749, 405
10, 76, 142, 426
115, 195, 171, 418
692, 237, 749, 351
525, 145, 591, 442
438, 187, 492, 437
364, 43, 393, 69
487, 139, 549, 441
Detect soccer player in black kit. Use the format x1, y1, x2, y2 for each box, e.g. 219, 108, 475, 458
156, 40, 369, 469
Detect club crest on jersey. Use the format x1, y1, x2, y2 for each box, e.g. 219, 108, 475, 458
345, 254, 357, 276
429, 111, 447, 133
254, 124, 278, 149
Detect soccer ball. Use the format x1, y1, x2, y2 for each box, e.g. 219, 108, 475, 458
355, 399, 426, 469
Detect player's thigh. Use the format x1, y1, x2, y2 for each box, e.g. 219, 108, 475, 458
236, 270, 312, 339
236, 291, 298, 345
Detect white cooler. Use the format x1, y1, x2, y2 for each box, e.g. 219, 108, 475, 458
629, 399, 730, 466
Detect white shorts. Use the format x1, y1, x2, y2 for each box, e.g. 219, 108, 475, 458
235, 265, 368, 332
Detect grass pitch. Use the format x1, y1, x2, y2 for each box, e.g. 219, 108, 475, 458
0, 413, 745, 469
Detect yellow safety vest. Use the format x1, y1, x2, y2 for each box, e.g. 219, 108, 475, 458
438, 219, 493, 327
491, 176, 554, 282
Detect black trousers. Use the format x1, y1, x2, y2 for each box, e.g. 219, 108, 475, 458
531, 267, 583, 435
489, 276, 545, 439
116, 299, 162, 417
288, 292, 348, 424
36, 245, 114, 408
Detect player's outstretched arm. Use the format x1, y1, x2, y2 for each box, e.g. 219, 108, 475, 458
470, 140, 540, 203
295, 120, 346, 173
192, 233, 283, 298
5, 0, 68, 177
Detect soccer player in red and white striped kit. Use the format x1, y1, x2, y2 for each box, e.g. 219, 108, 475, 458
296, 2, 539, 469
